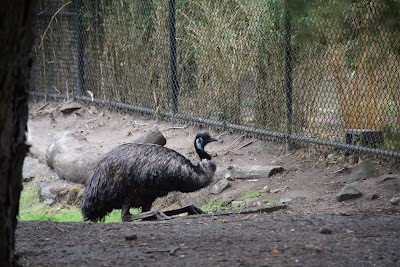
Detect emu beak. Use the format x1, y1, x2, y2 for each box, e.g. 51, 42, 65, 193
207, 136, 217, 144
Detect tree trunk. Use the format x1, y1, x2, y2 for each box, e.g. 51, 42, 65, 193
0, 1, 34, 266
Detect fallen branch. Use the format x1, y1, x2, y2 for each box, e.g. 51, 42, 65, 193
237, 137, 254, 150
211, 204, 287, 216
227, 150, 244, 155
169, 244, 184, 256
32, 103, 49, 114
124, 204, 286, 222
216, 132, 227, 139
164, 126, 187, 131
219, 134, 245, 152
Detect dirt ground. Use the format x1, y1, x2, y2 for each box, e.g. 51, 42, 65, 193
16, 101, 400, 266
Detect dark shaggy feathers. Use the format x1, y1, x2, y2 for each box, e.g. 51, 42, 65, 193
81, 142, 216, 221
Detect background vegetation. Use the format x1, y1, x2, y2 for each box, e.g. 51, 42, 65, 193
32, 0, 400, 151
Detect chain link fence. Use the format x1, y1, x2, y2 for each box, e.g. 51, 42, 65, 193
31, 0, 400, 157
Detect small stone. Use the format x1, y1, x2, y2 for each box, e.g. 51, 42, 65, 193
59, 102, 82, 114
319, 227, 333, 234
210, 178, 230, 194
305, 244, 324, 252
279, 198, 292, 204
124, 234, 138, 241
231, 201, 245, 208
390, 194, 400, 205
366, 193, 379, 200
244, 198, 260, 207
336, 183, 363, 202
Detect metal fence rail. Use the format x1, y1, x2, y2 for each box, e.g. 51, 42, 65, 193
31, 0, 400, 157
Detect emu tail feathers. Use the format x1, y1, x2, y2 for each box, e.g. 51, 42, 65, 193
81, 168, 124, 222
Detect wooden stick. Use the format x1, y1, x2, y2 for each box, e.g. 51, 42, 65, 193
33, 103, 49, 114
39, 1, 72, 49
219, 134, 245, 152
237, 137, 254, 150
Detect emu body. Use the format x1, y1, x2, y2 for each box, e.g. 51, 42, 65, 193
81, 133, 216, 221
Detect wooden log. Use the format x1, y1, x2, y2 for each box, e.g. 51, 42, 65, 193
215, 165, 284, 180
45, 128, 166, 184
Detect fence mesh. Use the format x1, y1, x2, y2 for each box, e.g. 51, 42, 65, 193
31, 0, 400, 157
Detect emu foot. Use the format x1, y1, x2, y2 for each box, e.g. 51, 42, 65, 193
122, 209, 171, 222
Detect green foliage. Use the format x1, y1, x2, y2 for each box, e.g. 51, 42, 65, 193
201, 198, 226, 212
262, 198, 280, 206
236, 190, 261, 201
18, 183, 139, 223
34, 0, 400, 154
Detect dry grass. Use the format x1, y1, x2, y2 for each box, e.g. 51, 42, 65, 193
32, 0, 400, 149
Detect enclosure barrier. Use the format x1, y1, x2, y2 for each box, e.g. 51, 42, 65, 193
31, 0, 400, 158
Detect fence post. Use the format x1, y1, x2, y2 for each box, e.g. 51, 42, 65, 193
284, 0, 293, 153
168, 0, 178, 113
75, 0, 84, 98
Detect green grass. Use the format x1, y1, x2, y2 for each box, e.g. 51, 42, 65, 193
202, 189, 274, 212
262, 198, 280, 206
236, 190, 261, 201
201, 198, 226, 212
18, 183, 139, 223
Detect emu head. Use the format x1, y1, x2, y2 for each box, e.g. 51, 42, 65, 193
194, 132, 217, 160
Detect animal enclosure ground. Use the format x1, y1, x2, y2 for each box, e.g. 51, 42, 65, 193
16, 101, 400, 266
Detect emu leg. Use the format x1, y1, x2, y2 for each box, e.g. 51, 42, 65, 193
122, 209, 171, 222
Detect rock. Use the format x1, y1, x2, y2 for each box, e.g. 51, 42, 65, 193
132, 126, 166, 146
23, 157, 51, 182
279, 198, 292, 204
124, 234, 138, 241
379, 174, 400, 183
244, 198, 261, 207
231, 201, 245, 209
38, 179, 84, 206
365, 193, 379, 200
59, 102, 82, 114
336, 183, 363, 202
46, 132, 74, 169
46, 132, 104, 184
215, 165, 284, 180
390, 194, 400, 205
210, 178, 230, 194
319, 227, 333, 234
304, 244, 324, 252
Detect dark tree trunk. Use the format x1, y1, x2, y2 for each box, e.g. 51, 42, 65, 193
0, 1, 34, 266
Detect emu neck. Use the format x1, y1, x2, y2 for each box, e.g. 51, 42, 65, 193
195, 139, 211, 160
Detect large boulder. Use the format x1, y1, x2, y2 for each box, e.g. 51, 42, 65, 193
46, 132, 104, 184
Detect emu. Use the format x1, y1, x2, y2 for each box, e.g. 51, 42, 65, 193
81, 132, 217, 221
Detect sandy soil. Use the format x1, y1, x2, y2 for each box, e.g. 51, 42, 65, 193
16, 100, 400, 266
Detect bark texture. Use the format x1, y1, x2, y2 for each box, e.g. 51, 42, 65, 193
0, 1, 34, 266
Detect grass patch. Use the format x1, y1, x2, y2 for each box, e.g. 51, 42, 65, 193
262, 198, 280, 206
201, 198, 227, 212
18, 183, 139, 223
236, 190, 261, 201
